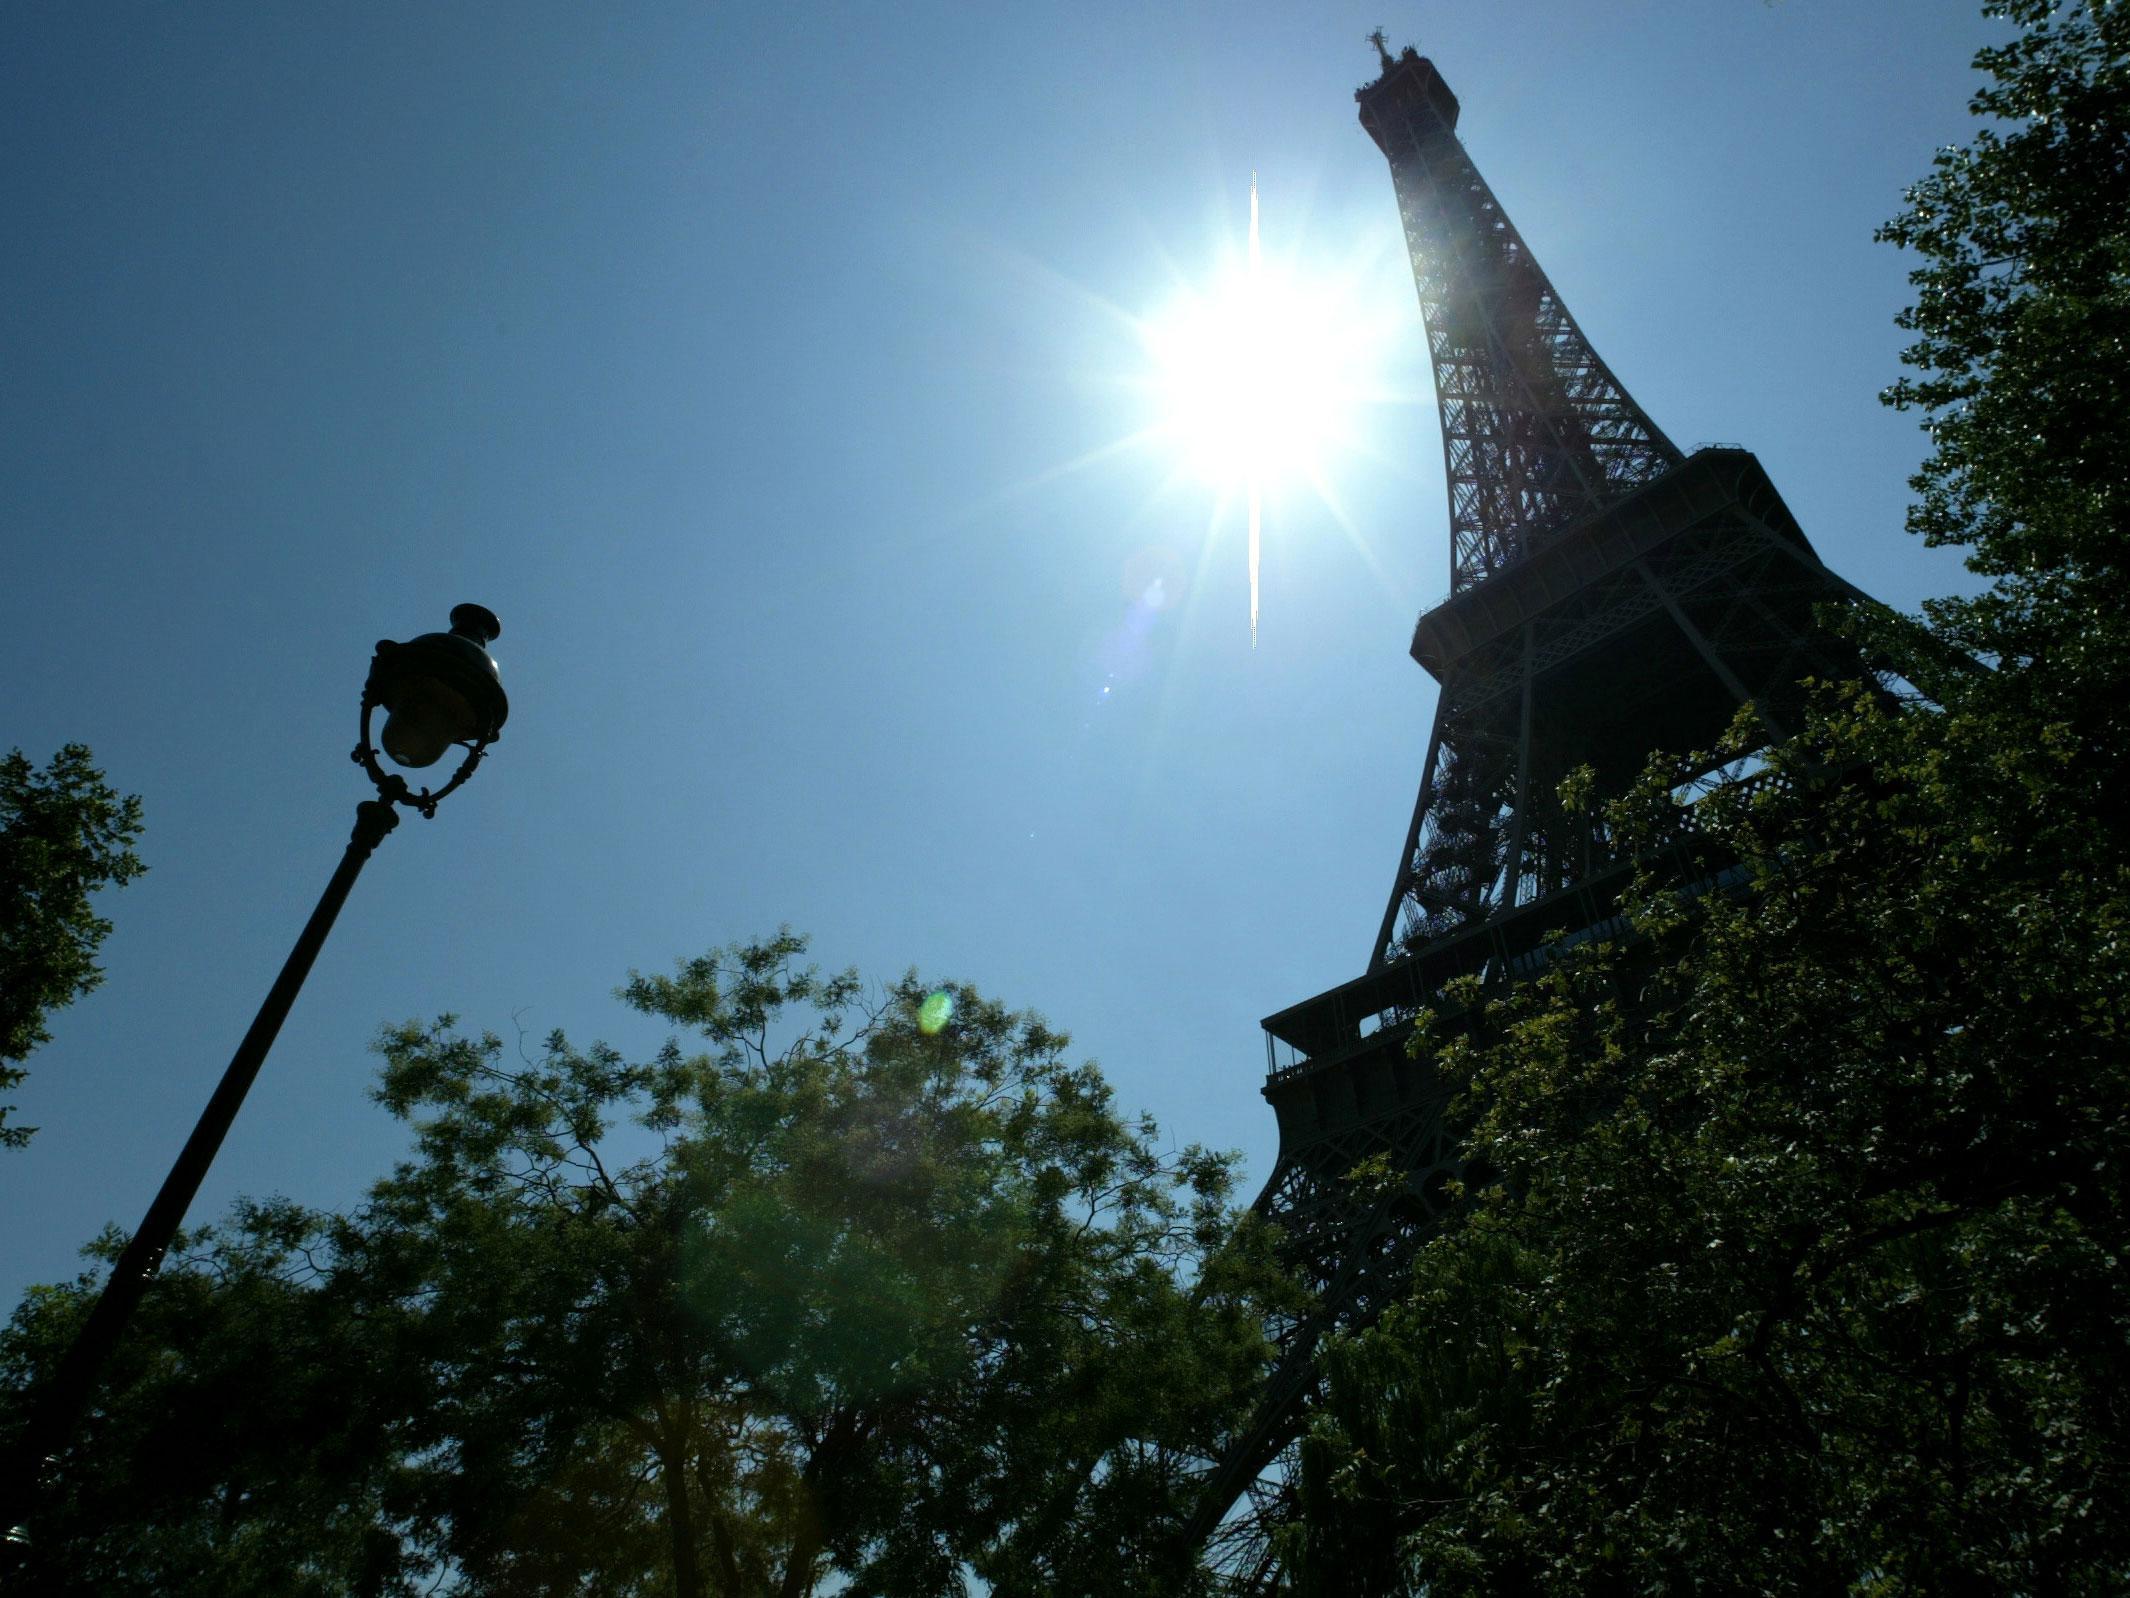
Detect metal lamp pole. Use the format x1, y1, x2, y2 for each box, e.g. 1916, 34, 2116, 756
4, 603, 511, 1552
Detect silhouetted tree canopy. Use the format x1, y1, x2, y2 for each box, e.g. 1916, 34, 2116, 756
1284, 3, 2130, 1590
0, 743, 145, 1149
3, 934, 1281, 1594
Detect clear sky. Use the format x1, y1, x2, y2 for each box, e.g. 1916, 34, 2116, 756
1, 1, 2005, 1306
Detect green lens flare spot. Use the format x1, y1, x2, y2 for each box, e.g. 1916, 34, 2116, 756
918, 990, 954, 1035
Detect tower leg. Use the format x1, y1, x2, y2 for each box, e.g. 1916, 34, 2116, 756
1370, 709, 1445, 971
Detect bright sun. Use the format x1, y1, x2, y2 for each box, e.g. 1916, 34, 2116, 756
991, 175, 1397, 646
1128, 177, 1386, 640
1141, 264, 1359, 488
1136, 175, 1378, 497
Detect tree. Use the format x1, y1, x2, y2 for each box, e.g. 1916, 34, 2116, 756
0, 1201, 428, 1596
1284, 3, 2130, 1591
4, 934, 1277, 1594
1880, 0, 2130, 710
1, 743, 145, 1148
1292, 703, 2130, 1591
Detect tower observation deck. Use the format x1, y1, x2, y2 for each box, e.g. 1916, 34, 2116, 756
1179, 40, 1889, 1589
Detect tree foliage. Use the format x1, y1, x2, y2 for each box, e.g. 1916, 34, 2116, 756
1285, 3, 2130, 1591
1290, 693, 2130, 1592
0, 744, 145, 1147
1, 1203, 423, 1595
4, 934, 1275, 1594
1881, 0, 2129, 695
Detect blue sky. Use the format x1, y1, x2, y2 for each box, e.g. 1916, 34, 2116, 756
2, 1, 2002, 1305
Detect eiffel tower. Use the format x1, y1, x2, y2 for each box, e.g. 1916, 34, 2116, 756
1181, 37, 1888, 1587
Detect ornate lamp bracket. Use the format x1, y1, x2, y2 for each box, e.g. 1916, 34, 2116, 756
353, 671, 494, 820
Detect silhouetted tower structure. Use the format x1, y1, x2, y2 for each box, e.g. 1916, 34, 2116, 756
1183, 38, 1887, 1587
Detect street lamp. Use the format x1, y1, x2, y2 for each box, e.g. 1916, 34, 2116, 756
364, 602, 510, 792
5, 603, 509, 1547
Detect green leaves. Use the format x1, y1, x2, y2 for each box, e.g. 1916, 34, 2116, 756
1879, 2, 2130, 673
2, 1202, 429, 1596
0, 744, 145, 1147
6, 932, 1269, 1594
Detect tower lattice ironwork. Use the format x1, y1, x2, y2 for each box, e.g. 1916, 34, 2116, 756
1178, 39, 1890, 1589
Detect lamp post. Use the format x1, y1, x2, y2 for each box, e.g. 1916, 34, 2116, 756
5, 603, 509, 1547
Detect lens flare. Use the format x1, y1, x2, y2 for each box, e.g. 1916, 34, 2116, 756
1121, 545, 1183, 610
918, 990, 954, 1035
